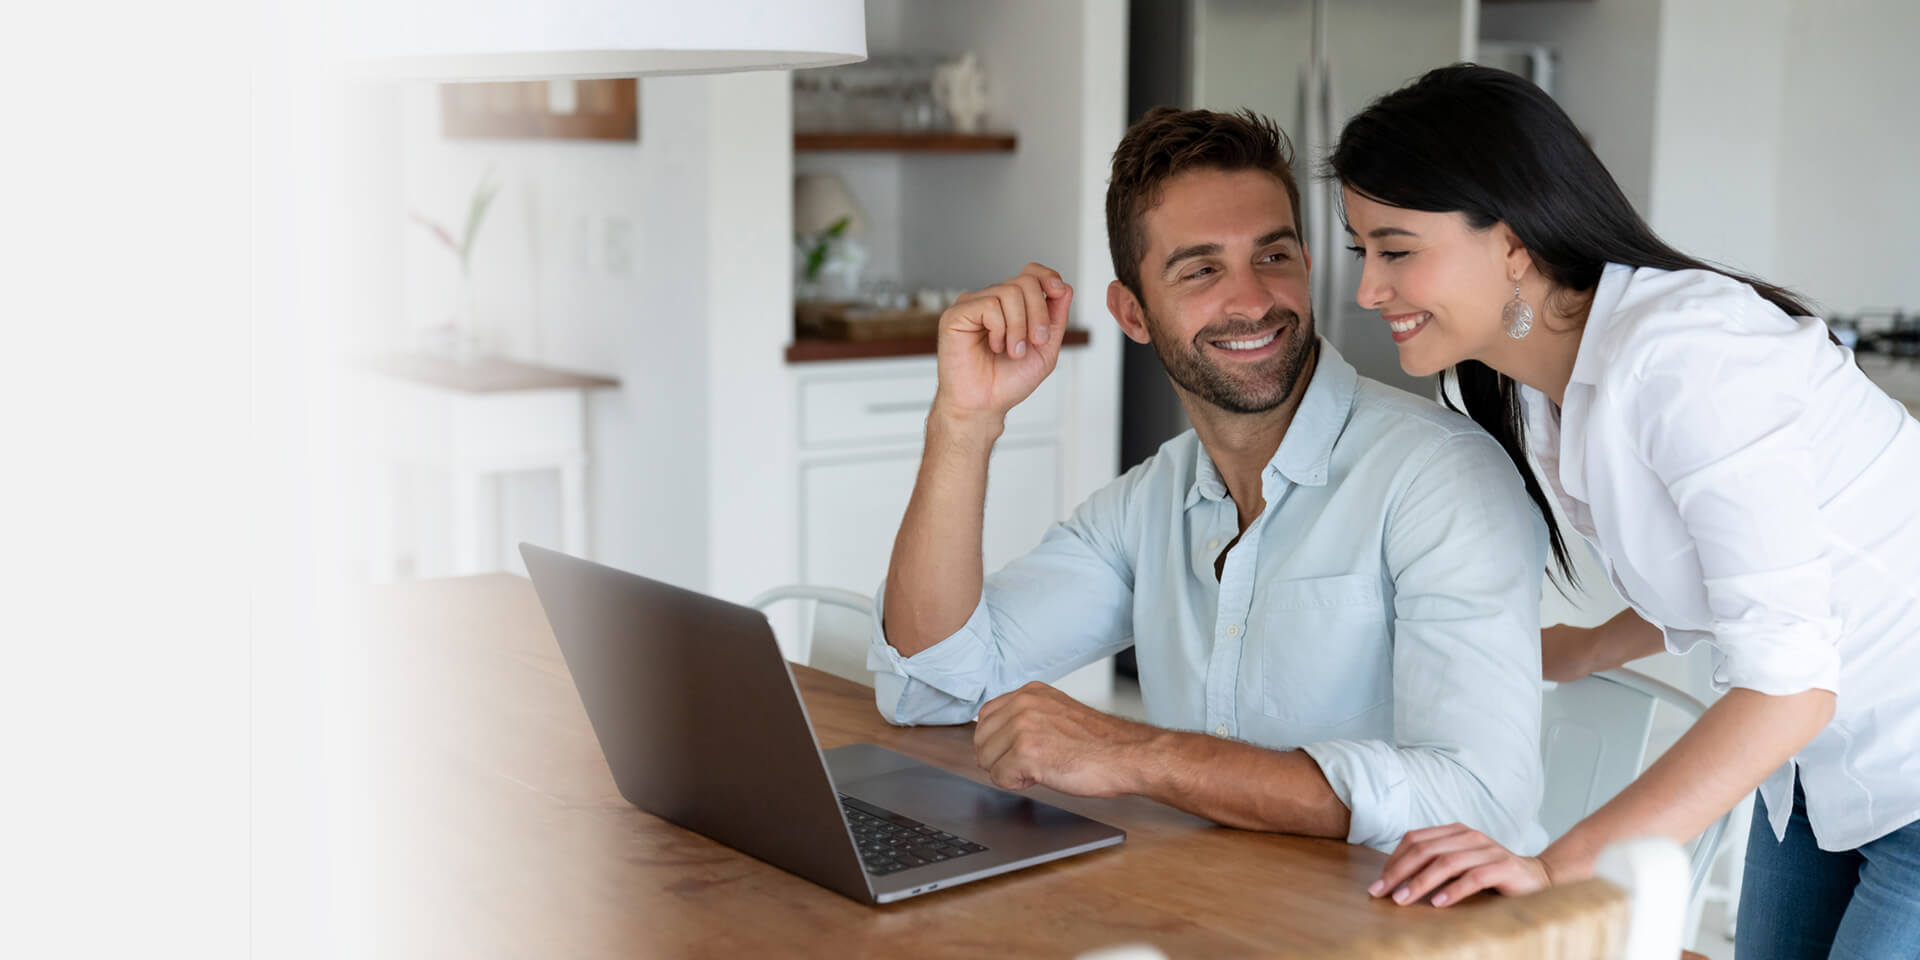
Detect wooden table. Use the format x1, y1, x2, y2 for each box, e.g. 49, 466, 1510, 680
365, 575, 1629, 958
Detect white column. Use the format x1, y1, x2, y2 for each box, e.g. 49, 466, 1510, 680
560, 455, 589, 559
450, 469, 485, 575
704, 70, 798, 603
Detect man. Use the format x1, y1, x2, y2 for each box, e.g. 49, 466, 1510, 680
867, 107, 1548, 854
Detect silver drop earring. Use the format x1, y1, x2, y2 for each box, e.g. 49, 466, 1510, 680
1503, 284, 1535, 339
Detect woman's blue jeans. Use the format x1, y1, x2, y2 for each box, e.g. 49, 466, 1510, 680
1735, 779, 1920, 959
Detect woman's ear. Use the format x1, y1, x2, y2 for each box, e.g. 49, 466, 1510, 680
1108, 281, 1152, 345
1496, 222, 1535, 284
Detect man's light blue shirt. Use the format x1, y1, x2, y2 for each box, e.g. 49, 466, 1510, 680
867, 341, 1550, 854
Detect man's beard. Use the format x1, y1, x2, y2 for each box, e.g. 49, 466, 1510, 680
1145, 304, 1317, 415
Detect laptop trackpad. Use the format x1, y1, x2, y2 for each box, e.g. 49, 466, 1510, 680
826, 743, 1102, 843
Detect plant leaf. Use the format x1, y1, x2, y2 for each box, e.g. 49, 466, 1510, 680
458, 167, 501, 273
409, 211, 461, 255
805, 241, 829, 282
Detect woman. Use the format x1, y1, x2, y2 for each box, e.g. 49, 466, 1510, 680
1331, 64, 1920, 959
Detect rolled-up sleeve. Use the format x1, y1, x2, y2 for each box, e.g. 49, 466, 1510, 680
1304, 432, 1550, 854
1621, 315, 1843, 697
868, 472, 1140, 726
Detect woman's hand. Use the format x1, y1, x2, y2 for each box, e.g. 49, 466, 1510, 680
1541, 623, 1598, 682
1369, 823, 1553, 907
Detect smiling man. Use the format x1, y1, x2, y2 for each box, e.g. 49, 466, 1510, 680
867, 107, 1550, 854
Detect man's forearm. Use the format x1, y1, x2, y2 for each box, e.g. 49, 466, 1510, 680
1133, 731, 1352, 839
882, 405, 1004, 657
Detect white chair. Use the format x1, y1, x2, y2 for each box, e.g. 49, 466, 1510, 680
1696, 792, 1754, 939
1542, 668, 1732, 949
748, 585, 875, 687
1594, 836, 1692, 960
1690, 644, 1754, 941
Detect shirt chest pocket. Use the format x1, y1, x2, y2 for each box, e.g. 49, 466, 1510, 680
1255, 573, 1393, 727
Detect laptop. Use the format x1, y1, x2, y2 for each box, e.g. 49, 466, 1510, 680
519, 544, 1126, 904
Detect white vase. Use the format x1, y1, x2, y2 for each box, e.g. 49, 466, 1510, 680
420, 276, 489, 363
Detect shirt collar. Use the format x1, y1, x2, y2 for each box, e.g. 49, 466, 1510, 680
1184, 337, 1359, 509
1568, 263, 1635, 386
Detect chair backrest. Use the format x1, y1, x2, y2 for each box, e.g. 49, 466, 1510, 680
1594, 837, 1691, 960
747, 585, 875, 687
1542, 668, 1729, 903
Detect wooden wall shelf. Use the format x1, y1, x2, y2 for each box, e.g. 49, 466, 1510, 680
786, 328, 1087, 364
794, 131, 1018, 153
361, 353, 620, 393
441, 80, 639, 141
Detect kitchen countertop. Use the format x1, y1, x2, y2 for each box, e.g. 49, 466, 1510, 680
1858, 353, 1920, 417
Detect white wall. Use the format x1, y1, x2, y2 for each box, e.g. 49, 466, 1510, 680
896, 2, 1097, 290
383, 75, 725, 591
704, 71, 800, 604
1071, 1, 1131, 505
1647, 0, 1790, 280
1771, 0, 1920, 314
1478, 0, 1664, 215
1486, 0, 1920, 316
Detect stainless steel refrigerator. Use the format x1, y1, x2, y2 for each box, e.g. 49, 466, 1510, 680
1121, 0, 1475, 469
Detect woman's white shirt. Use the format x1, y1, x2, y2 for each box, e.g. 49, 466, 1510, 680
1520, 263, 1920, 852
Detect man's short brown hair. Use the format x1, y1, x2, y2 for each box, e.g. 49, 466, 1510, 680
1105, 107, 1301, 300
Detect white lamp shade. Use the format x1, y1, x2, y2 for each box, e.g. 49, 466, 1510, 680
348, 0, 867, 81
794, 174, 866, 235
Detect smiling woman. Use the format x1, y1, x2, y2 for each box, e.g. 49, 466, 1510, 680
1328, 64, 1920, 960
1332, 65, 1817, 593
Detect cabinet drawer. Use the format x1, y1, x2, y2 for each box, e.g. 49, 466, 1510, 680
799, 367, 1062, 449
799, 440, 1061, 592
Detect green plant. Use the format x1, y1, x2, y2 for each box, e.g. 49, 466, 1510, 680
411, 168, 503, 276
800, 216, 852, 283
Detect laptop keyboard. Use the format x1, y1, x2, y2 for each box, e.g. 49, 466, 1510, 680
839, 794, 989, 876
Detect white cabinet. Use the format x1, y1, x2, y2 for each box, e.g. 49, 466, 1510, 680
799, 439, 1060, 595
789, 354, 1115, 707
359, 355, 619, 580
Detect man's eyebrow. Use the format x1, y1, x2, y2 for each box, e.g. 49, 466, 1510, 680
1256, 227, 1299, 247
1162, 242, 1221, 272
1163, 227, 1301, 273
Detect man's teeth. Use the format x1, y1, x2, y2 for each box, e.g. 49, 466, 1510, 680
1216, 330, 1278, 351
1388, 313, 1430, 333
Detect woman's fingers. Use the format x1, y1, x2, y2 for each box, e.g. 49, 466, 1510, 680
1430, 862, 1507, 908
1371, 823, 1477, 896
1389, 846, 1506, 905
1371, 824, 1549, 908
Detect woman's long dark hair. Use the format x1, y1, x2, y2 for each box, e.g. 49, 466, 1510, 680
1328, 64, 1815, 590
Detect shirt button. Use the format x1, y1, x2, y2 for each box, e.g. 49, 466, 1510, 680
1214, 725, 1231, 737
1207, 538, 1220, 551
1225, 623, 1242, 638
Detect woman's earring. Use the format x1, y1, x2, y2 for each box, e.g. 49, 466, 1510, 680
1503, 284, 1535, 339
